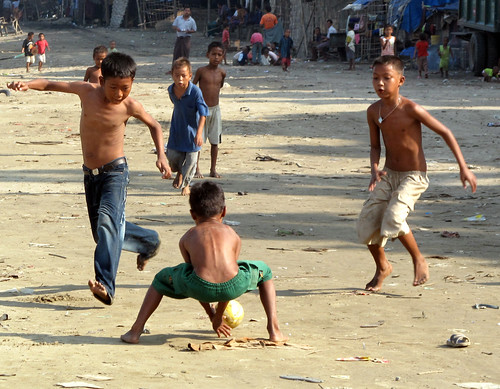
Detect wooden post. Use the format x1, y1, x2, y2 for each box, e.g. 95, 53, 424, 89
104, 0, 109, 25
207, 0, 210, 36
135, 0, 143, 29
300, 0, 308, 58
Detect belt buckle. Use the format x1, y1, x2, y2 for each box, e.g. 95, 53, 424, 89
91, 168, 99, 175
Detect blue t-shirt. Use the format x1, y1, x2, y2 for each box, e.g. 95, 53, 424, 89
279, 36, 293, 59
167, 81, 209, 153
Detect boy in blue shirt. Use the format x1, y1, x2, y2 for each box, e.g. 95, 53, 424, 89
279, 29, 293, 71
166, 57, 209, 196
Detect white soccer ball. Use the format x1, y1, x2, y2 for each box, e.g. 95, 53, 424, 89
222, 300, 244, 328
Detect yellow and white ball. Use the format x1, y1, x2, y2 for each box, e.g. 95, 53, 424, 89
222, 300, 244, 328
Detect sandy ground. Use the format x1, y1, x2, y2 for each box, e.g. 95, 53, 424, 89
0, 22, 499, 389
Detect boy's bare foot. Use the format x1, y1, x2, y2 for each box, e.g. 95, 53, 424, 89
268, 326, 288, 343
137, 254, 149, 271
194, 170, 204, 178
120, 329, 142, 344
413, 257, 429, 286
172, 172, 183, 189
365, 263, 393, 291
181, 186, 190, 196
88, 280, 112, 305
209, 170, 221, 178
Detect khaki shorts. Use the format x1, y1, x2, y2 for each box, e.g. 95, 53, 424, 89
25, 55, 35, 64
203, 105, 222, 145
357, 168, 429, 247
37, 53, 46, 63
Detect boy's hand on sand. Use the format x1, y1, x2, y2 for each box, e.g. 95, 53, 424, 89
461, 168, 477, 193
7, 81, 29, 91
369, 170, 386, 191
156, 157, 172, 179
212, 317, 232, 338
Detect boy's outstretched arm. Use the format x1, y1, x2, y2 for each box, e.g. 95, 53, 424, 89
130, 101, 172, 179
8, 79, 87, 94
413, 104, 477, 193
367, 108, 386, 191
210, 301, 232, 337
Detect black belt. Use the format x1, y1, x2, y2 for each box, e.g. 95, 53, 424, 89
83, 157, 127, 176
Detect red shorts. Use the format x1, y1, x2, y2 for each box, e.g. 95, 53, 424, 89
282, 57, 291, 67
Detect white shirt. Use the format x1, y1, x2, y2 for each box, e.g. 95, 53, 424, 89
326, 25, 337, 38
173, 15, 197, 37
347, 30, 355, 50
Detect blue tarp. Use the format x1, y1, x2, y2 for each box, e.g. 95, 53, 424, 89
388, 0, 458, 33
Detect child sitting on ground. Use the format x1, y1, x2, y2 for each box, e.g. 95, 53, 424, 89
121, 181, 287, 343
357, 55, 477, 292
482, 66, 499, 82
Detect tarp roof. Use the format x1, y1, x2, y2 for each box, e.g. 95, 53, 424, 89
342, 0, 378, 11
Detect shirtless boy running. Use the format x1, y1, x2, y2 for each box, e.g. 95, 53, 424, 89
357, 55, 477, 291
193, 42, 226, 178
8, 52, 172, 304
121, 181, 286, 343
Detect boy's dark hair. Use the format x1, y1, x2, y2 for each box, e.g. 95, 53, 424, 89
189, 181, 225, 218
327, 19, 332, 24
38, 32, 44, 37
265, 4, 271, 12
348, 22, 355, 30
173, 57, 192, 73
372, 55, 404, 74
93, 45, 108, 58
419, 32, 427, 40
101, 52, 136, 79
27, 31, 34, 37
207, 41, 224, 52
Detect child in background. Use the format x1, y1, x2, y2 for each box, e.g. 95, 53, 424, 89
193, 42, 227, 179
279, 29, 293, 71
250, 27, 263, 65
222, 24, 230, 65
234, 46, 250, 66
120, 181, 287, 344
414, 33, 429, 79
35, 32, 50, 72
21, 31, 35, 73
345, 23, 356, 70
357, 55, 476, 291
166, 57, 209, 196
438, 37, 454, 79
482, 66, 499, 82
109, 40, 118, 53
380, 24, 395, 56
84, 46, 108, 83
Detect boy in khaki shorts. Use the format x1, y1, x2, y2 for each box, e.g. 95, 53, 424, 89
357, 55, 477, 292
193, 42, 226, 178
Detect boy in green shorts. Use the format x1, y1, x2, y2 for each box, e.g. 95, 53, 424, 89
121, 181, 287, 343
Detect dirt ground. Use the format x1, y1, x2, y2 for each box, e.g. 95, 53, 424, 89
0, 22, 499, 389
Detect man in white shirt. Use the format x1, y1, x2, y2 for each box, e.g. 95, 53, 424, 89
316, 19, 337, 60
170, 7, 197, 72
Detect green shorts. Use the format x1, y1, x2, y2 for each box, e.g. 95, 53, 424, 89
152, 260, 273, 303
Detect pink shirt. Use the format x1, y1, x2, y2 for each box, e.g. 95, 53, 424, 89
222, 29, 229, 44
250, 32, 263, 45
36, 40, 49, 54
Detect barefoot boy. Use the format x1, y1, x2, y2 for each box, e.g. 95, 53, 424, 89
121, 181, 286, 343
8, 52, 172, 304
193, 42, 226, 179
84, 45, 108, 83
357, 55, 477, 291
166, 57, 208, 196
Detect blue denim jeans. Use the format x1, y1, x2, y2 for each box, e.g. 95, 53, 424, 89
252, 42, 262, 64
83, 160, 160, 301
